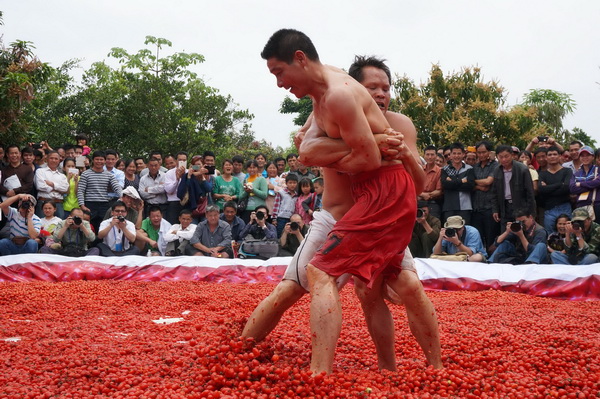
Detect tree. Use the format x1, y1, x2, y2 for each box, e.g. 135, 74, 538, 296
28, 36, 254, 158
280, 96, 312, 127
392, 65, 542, 149
521, 88, 576, 142
563, 127, 596, 148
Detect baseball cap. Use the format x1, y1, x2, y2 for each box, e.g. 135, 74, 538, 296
572, 207, 590, 222
579, 146, 594, 156
444, 215, 465, 229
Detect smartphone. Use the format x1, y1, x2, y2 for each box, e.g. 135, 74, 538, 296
75, 156, 86, 168
178, 160, 186, 169
68, 168, 79, 175
192, 165, 200, 171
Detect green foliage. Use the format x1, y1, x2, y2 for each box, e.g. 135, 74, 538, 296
25, 36, 255, 158
393, 65, 541, 149
280, 96, 312, 127
563, 127, 596, 148
0, 39, 52, 144
521, 88, 577, 141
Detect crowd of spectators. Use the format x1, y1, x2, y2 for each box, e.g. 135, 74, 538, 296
1, 133, 599, 266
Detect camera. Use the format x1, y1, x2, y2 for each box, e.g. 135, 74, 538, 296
547, 234, 565, 251
117, 216, 126, 223
255, 211, 265, 220
537, 136, 549, 143
20, 200, 32, 209
445, 227, 456, 238
205, 165, 216, 175
290, 222, 299, 231
416, 208, 424, 218
72, 216, 82, 225
510, 221, 524, 232
572, 220, 583, 230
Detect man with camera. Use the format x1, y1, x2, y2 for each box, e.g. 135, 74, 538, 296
488, 209, 548, 264
432, 215, 486, 262
550, 207, 600, 265
185, 205, 232, 257
239, 206, 277, 241
96, 201, 140, 256
41, 208, 99, 256
278, 214, 308, 257
0, 194, 41, 255
409, 201, 440, 259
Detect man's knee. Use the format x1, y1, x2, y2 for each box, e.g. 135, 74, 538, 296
388, 270, 422, 301
307, 264, 335, 292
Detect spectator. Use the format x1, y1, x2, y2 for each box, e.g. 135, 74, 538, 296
562, 140, 584, 173
140, 150, 167, 177
254, 153, 268, 177
136, 206, 172, 256
77, 150, 122, 232
134, 157, 146, 174
409, 201, 441, 259
103, 186, 144, 230
283, 153, 299, 177
538, 146, 573, 232
273, 157, 286, 176
265, 161, 284, 213
39, 201, 62, 237
278, 214, 308, 256
220, 201, 246, 243
272, 173, 299, 237
295, 160, 316, 181
115, 159, 125, 171
0, 194, 41, 255
570, 145, 600, 223
518, 150, 539, 193
547, 214, 570, 256
525, 135, 563, 153
232, 155, 246, 183
465, 151, 477, 167
418, 145, 443, 219
41, 208, 99, 256
75, 133, 91, 156
432, 215, 486, 262
488, 209, 548, 265
104, 149, 125, 206
163, 154, 177, 170
62, 157, 80, 214
311, 166, 322, 179
122, 158, 140, 191
471, 140, 499, 253
491, 145, 536, 227
441, 142, 475, 224
34, 150, 69, 219
203, 151, 220, 177
177, 155, 213, 222
302, 177, 323, 222
139, 157, 168, 217
185, 205, 232, 257
96, 201, 140, 256
435, 153, 445, 168
534, 148, 548, 172
213, 159, 244, 211
21, 146, 37, 172
163, 152, 188, 224
239, 160, 268, 224
239, 206, 277, 241
1, 144, 34, 199
550, 207, 600, 265
164, 209, 197, 256
295, 177, 314, 225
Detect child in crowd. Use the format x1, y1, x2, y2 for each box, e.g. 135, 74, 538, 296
63, 157, 79, 213
272, 174, 298, 237
76, 133, 91, 156
302, 177, 324, 223
295, 177, 314, 226
40, 201, 62, 248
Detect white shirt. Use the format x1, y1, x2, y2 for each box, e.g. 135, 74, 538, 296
99, 219, 137, 251
163, 223, 197, 243
164, 168, 183, 202
104, 167, 125, 198
139, 171, 167, 204
35, 167, 69, 200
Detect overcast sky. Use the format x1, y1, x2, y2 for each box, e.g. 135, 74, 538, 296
2, 1, 599, 149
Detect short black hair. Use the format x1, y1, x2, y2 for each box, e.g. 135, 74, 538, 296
261, 29, 319, 63
111, 200, 127, 211
424, 145, 437, 153
179, 209, 193, 217
285, 173, 299, 183
92, 150, 106, 159
286, 153, 298, 161
449, 142, 465, 152
105, 149, 118, 158
232, 155, 244, 164
348, 55, 392, 85
274, 157, 285, 165
203, 150, 215, 159
495, 145, 512, 155
148, 205, 162, 215
475, 140, 493, 151
223, 201, 238, 212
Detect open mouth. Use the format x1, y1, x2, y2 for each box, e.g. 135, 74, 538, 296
376, 101, 386, 110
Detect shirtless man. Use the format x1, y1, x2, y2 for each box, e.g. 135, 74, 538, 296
257, 31, 441, 372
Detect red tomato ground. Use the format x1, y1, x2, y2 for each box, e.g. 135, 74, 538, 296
0, 281, 598, 398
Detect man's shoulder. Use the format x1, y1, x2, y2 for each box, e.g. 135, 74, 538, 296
385, 111, 416, 132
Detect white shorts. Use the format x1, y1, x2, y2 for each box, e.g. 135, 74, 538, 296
282, 209, 415, 291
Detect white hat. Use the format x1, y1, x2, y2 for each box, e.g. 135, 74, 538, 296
121, 186, 141, 201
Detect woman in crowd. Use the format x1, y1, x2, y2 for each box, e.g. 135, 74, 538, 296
62, 157, 80, 214
519, 150, 539, 193
547, 214, 570, 258
239, 160, 268, 224
254, 153, 268, 178
122, 158, 140, 191
115, 159, 125, 171
264, 161, 282, 213
213, 159, 243, 211
178, 155, 213, 222
570, 146, 600, 223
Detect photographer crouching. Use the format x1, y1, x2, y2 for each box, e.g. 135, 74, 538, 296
277, 214, 308, 257
488, 209, 548, 264
432, 215, 486, 262
550, 207, 600, 265
0, 194, 41, 255
40, 208, 100, 256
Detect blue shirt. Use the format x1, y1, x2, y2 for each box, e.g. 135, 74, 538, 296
440, 225, 487, 257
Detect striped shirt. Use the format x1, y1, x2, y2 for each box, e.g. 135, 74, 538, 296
77, 169, 122, 205
6, 207, 41, 238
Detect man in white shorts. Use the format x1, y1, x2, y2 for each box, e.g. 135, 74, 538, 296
242, 56, 442, 370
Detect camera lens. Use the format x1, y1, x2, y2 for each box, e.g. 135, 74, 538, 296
416, 209, 424, 218
445, 227, 456, 237
256, 211, 265, 220
290, 222, 299, 231
118, 216, 125, 222
21, 201, 31, 209
572, 221, 583, 230
510, 222, 522, 232
72, 216, 82, 225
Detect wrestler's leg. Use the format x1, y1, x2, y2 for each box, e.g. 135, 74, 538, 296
387, 270, 443, 369
241, 280, 307, 342
353, 275, 397, 371
307, 263, 341, 375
